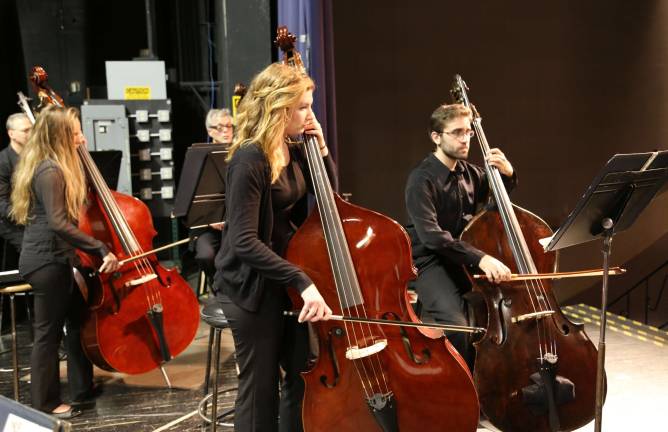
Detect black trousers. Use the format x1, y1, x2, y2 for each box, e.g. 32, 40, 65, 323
219, 288, 309, 432
195, 230, 220, 280
412, 260, 474, 369
25, 263, 93, 412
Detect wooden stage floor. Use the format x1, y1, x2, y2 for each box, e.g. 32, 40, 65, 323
0, 303, 665, 431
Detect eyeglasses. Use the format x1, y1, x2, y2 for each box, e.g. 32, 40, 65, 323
209, 124, 233, 132
442, 128, 475, 140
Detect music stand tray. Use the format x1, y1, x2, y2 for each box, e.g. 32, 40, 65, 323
545, 151, 668, 252
543, 150, 668, 432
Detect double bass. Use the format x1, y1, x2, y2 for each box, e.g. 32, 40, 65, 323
278, 29, 480, 431
452, 75, 600, 431
26, 67, 200, 376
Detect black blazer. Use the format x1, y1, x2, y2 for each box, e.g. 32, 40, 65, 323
214, 143, 338, 312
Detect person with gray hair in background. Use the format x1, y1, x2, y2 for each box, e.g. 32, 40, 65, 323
193, 108, 234, 281
0, 112, 31, 251
205, 108, 234, 145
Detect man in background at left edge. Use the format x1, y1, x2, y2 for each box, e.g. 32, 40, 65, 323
0, 112, 31, 252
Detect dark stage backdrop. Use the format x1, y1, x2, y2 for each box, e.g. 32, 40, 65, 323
330, 0, 668, 301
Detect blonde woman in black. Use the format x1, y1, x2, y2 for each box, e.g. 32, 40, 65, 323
11, 105, 119, 418
214, 63, 336, 432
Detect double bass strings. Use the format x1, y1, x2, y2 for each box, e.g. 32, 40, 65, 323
464, 87, 556, 364
78, 146, 162, 308
282, 28, 392, 402
280, 37, 388, 399
302, 133, 392, 400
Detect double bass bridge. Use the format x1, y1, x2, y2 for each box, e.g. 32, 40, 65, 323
345, 339, 387, 360
124, 273, 158, 287
512, 310, 554, 323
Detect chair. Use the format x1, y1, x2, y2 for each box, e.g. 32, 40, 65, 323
198, 301, 236, 431
0, 283, 32, 400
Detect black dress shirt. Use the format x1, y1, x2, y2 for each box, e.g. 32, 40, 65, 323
405, 153, 517, 270
19, 160, 109, 277
0, 145, 24, 246
214, 143, 338, 312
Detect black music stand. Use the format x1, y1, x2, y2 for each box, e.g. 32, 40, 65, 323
173, 144, 228, 229
544, 150, 668, 432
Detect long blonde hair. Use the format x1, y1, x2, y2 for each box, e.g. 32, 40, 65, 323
11, 105, 87, 225
228, 63, 314, 182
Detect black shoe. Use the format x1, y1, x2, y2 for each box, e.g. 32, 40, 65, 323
51, 406, 81, 419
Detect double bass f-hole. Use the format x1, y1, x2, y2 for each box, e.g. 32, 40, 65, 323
320, 326, 345, 389
382, 311, 431, 365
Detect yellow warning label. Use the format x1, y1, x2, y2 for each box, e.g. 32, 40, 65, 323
232, 95, 242, 118
124, 87, 151, 100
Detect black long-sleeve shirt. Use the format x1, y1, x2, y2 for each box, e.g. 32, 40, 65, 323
213, 143, 338, 312
405, 153, 516, 270
19, 160, 109, 277
0, 145, 19, 219
0, 145, 24, 247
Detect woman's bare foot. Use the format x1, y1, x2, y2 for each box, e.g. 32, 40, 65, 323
51, 404, 72, 414
50, 403, 81, 419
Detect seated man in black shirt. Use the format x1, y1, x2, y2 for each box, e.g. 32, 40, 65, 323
404, 103, 516, 367
0, 113, 31, 251
193, 108, 234, 280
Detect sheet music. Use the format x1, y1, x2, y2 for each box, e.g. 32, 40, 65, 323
539, 235, 554, 251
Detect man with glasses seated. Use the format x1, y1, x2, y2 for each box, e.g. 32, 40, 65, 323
205, 108, 234, 145
404, 103, 516, 368
0, 113, 31, 252
194, 108, 234, 284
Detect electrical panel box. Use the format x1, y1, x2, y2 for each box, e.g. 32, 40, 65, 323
82, 99, 175, 218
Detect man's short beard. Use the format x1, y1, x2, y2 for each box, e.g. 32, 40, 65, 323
440, 144, 468, 161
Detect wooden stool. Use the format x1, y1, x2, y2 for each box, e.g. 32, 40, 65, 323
0, 283, 32, 401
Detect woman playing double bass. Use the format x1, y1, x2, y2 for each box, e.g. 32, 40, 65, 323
11, 106, 119, 418
213, 62, 336, 431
